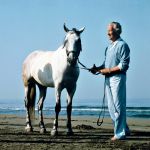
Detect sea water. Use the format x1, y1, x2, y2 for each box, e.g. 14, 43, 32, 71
0, 98, 150, 119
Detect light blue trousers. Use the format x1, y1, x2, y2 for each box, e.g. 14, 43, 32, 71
105, 74, 130, 139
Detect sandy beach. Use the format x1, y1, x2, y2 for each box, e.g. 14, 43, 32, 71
0, 114, 150, 150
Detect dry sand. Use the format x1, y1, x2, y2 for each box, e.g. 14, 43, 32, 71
0, 114, 150, 150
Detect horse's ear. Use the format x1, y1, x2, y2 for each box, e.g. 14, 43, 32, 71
78, 27, 85, 34
64, 23, 69, 32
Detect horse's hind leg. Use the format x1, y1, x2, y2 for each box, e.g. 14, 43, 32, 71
66, 85, 76, 135
51, 86, 62, 136
37, 84, 47, 134
24, 83, 36, 132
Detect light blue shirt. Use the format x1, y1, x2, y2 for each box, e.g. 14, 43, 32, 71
104, 38, 130, 73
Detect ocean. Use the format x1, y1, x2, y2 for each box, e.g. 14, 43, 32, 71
0, 99, 150, 119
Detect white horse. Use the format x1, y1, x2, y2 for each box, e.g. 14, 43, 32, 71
22, 24, 85, 136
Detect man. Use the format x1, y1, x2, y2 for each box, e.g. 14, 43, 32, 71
90, 22, 130, 140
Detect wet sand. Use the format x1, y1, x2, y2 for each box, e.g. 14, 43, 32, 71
0, 114, 150, 150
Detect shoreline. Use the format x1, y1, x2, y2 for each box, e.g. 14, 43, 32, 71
0, 114, 150, 149
0, 105, 150, 120
0, 114, 150, 131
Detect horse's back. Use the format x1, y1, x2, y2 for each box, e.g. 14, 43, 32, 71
22, 50, 55, 87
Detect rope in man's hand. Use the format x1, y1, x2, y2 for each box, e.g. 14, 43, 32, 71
78, 59, 105, 126
78, 59, 100, 75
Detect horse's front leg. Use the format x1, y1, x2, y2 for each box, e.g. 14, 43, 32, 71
51, 87, 62, 136
37, 85, 47, 134
66, 84, 76, 135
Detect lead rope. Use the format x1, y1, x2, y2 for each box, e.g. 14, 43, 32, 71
77, 58, 106, 126
77, 59, 100, 75
97, 80, 106, 126
77, 59, 90, 70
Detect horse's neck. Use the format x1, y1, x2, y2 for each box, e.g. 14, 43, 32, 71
56, 45, 67, 57
54, 46, 67, 62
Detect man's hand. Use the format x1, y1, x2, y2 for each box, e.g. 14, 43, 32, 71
89, 64, 98, 74
100, 68, 111, 75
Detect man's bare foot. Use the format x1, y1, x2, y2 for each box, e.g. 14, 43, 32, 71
111, 136, 126, 141
111, 136, 118, 141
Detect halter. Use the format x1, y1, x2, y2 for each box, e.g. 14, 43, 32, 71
66, 49, 80, 66
66, 49, 79, 57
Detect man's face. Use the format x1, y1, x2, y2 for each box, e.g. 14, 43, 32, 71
107, 24, 117, 42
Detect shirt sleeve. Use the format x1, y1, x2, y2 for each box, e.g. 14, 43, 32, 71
102, 47, 108, 68
117, 43, 130, 72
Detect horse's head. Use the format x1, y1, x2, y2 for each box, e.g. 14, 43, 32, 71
63, 24, 85, 66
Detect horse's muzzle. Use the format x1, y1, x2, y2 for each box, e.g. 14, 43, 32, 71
67, 57, 78, 66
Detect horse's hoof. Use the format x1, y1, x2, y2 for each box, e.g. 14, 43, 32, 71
40, 128, 46, 134
51, 129, 58, 136
67, 130, 74, 136
25, 127, 33, 133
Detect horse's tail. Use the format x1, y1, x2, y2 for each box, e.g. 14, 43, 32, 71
28, 83, 36, 122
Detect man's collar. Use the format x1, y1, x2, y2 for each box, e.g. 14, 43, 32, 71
111, 37, 122, 44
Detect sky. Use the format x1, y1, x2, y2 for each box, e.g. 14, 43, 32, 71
0, 0, 150, 106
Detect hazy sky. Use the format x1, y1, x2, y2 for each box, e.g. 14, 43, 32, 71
0, 0, 150, 106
